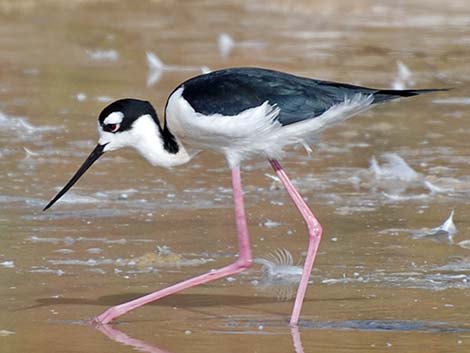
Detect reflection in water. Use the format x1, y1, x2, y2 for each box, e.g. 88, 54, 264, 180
95, 319, 470, 352
291, 326, 305, 353
97, 324, 172, 353
96, 324, 305, 353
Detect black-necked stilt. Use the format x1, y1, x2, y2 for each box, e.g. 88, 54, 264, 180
44, 67, 445, 325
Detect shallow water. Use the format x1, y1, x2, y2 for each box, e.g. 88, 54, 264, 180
1, 0, 470, 352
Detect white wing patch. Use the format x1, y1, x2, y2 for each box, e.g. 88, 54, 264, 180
166, 87, 374, 166
103, 111, 124, 125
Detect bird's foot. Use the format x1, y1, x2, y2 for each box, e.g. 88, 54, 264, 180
90, 307, 120, 326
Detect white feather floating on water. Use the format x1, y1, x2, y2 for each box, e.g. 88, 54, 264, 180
392, 61, 414, 90
146, 52, 210, 86
0, 261, 14, 268
412, 210, 457, 243
146, 52, 164, 86
200, 66, 211, 74
217, 32, 266, 58
434, 210, 457, 237
370, 153, 455, 201
264, 173, 280, 183
261, 219, 282, 228
370, 153, 419, 182
218, 33, 235, 58
0, 330, 15, 337
23, 147, 40, 157
423, 180, 454, 194
457, 240, 470, 249
264, 173, 282, 190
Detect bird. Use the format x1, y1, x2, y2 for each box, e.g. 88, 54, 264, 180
43, 67, 445, 326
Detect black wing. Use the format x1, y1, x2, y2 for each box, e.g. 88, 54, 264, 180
178, 67, 442, 126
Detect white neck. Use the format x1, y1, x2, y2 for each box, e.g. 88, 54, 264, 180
133, 115, 191, 168
100, 114, 191, 168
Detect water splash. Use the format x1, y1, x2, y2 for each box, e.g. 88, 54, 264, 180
255, 248, 303, 280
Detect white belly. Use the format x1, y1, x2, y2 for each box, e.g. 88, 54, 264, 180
165, 87, 283, 164
165, 87, 374, 167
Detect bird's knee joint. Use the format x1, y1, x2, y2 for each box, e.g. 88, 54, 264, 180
308, 224, 323, 239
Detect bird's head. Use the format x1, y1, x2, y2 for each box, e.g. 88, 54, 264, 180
98, 98, 162, 152
43, 98, 166, 211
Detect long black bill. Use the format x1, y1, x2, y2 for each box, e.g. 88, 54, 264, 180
43, 144, 107, 211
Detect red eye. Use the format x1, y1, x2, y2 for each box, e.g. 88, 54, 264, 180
105, 123, 120, 132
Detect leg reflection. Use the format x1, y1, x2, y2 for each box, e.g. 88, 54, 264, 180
291, 325, 305, 353
96, 324, 172, 353
96, 323, 306, 353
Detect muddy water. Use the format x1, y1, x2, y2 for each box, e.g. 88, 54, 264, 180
1, 0, 470, 352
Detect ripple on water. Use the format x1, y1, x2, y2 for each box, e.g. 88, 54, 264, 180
218, 316, 470, 333
0, 110, 61, 138
300, 320, 470, 333
320, 266, 470, 291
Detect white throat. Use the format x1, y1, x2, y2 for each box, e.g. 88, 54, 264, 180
99, 114, 191, 168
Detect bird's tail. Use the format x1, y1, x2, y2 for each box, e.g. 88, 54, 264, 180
373, 88, 450, 103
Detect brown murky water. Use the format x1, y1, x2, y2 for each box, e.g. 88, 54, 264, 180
1, 1, 470, 352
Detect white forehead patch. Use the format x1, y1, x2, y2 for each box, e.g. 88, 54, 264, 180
103, 111, 124, 125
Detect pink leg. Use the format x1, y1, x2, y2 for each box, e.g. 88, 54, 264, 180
269, 159, 323, 326
93, 166, 252, 325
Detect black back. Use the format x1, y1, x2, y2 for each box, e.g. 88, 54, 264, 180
178, 67, 440, 126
